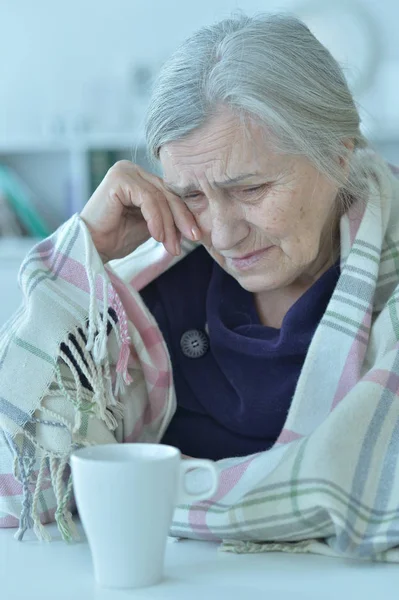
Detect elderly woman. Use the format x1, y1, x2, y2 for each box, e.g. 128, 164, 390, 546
1, 13, 399, 561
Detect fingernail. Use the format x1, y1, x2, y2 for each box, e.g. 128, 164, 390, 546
175, 241, 181, 256
191, 226, 201, 240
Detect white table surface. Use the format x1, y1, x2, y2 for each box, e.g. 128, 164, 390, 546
1, 521, 399, 600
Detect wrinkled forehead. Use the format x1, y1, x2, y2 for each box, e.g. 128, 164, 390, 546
159, 110, 286, 185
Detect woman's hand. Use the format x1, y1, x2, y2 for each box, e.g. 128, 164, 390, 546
80, 160, 201, 263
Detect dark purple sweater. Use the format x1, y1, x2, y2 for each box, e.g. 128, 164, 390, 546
140, 246, 340, 461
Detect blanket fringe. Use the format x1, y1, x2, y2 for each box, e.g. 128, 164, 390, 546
12, 247, 133, 542
13, 453, 35, 541
50, 456, 80, 543
32, 455, 52, 542
10, 439, 80, 543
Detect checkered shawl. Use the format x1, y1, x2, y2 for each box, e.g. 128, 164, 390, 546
1, 150, 399, 561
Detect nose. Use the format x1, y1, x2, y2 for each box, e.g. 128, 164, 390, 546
208, 198, 248, 253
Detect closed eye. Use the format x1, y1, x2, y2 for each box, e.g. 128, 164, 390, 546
182, 183, 270, 204
242, 184, 269, 194
184, 193, 202, 200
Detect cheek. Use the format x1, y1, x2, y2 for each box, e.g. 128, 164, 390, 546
252, 196, 316, 256
276, 204, 327, 263
192, 193, 311, 247
249, 199, 290, 239
191, 209, 211, 241
193, 207, 208, 228
190, 209, 214, 252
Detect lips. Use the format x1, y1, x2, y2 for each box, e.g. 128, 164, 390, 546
229, 247, 271, 260
225, 246, 274, 271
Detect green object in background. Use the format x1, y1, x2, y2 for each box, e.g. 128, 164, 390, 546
0, 165, 51, 238
89, 150, 119, 195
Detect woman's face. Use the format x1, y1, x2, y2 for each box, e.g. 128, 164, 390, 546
160, 109, 341, 294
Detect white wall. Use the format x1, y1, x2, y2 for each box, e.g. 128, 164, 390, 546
0, 0, 398, 142
0, 0, 398, 321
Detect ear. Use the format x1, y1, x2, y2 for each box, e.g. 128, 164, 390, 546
338, 138, 355, 179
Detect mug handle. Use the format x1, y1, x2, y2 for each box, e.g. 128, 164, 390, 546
177, 459, 219, 504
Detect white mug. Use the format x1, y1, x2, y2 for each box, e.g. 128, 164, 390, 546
70, 443, 219, 589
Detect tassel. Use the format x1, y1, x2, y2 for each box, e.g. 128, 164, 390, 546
55, 507, 74, 543
52, 460, 80, 543
55, 502, 80, 543
72, 409, 82, 435
116, 342, 133, 385
33, 518, 52, 543
93, 329, 108, 363
103, 409, 119, 431
31, 454, 52, 542
109, 286, 133, 391
114, 372, 126, 397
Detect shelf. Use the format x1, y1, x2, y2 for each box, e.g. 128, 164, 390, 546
0, 132, 147, 154
83, 131, 147, 150
0, 123, 398, 155
0, 141, 71, 154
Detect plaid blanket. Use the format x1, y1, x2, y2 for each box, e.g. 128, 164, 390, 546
1, 149, 399, 561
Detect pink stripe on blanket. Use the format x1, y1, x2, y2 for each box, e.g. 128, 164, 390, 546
141, 361, 170, 386
0, 514, 19, 527
362, 368, 399, 394
275, 428, 303, 444
130, 250, 175, 292
39, 245, 104, 299
0, 473, 24, 496
331, 309, 372, 410
140, 325, 167, 349
187, 454, 257, 541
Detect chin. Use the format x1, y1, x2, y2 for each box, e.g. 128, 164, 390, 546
224, 268, 283, 293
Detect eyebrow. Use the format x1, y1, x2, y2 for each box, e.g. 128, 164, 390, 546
163, 172, 265, 196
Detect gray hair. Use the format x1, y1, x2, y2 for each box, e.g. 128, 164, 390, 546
145, 12, 384, 207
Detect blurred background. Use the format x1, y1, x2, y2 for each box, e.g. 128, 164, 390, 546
0, 0, 398, 323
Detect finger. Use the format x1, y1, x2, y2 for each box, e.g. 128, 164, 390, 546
141, 173, 201, 243
166, 192, 202, 244
135, 187, 179, 255
134, 173, 184, 255
152, 190, 181, 255
107, 164, 180, 253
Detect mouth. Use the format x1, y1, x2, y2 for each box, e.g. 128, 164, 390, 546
226, 246, 274, 271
